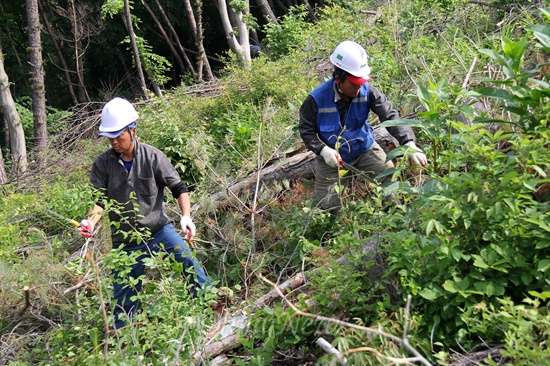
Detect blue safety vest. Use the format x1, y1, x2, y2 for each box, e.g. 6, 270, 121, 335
310, 80, 374, 163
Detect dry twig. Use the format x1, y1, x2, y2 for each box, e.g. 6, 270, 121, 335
258, 274, 432, 366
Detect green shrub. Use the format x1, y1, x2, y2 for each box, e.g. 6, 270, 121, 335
383, 124, 550, 346
481, 293, 550, 365
4, 1, 550, 365
137, 97, 216, 188
264, 5, 314, 59
242, 295, 328, 364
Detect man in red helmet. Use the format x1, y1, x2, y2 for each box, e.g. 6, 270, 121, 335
299, 40, 427, 212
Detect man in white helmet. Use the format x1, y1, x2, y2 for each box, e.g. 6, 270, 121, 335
299, 40, 427, 211
79, 97, 211, 330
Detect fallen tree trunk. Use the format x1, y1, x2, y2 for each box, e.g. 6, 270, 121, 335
449, 346, 505, 365
194, 272, 307, 362
192, 148, 316, 213
192, 126, 399, 213
193, 235, 390, 363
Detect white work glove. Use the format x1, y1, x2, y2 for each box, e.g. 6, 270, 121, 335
79, 219, 94, 238
404, 141, 427, 167
180, 215, 196, 243
320, 146, 341, 169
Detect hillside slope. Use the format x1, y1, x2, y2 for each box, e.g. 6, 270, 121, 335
1, 1, 549, 365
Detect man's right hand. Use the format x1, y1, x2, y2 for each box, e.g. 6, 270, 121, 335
79, 219, 94, 237
320, 146, 340, 169
404, 141, 428, 167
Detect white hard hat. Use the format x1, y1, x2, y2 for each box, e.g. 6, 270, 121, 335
99, 97, 138, 137
330, 40, 371, 84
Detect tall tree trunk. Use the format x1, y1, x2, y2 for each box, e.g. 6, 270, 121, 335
0, 111, 8, 157
194, 0, 214, 80
216, 0, 251, 66
142, 0, 187, 76
0, 34, 28, 174
67, 0, 91, 103
38, 0, 78, 105
152, 0, 196, 75
273, 0, 288, 13
123, 0, 149, 99
0, 143, 7, 184
182, 0, 214, 81
301, 0, 317, 22
26, 0, 48, 170
182, 0, 203, 81
255, 0, 278, 24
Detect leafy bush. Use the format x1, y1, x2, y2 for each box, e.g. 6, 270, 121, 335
21, 248, 217, 365
4, 1, 550, 365
480, 292, 550, 365
242, 296, 327, 364
137, 97, 216, 188
263, 5, 314, 59
381, 124, 550, 347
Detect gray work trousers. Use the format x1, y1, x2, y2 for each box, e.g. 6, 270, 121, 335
312, 142, 394, 212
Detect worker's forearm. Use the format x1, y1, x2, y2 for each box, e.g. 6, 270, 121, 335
87, 204, 104, 226
177, 193, 191, 217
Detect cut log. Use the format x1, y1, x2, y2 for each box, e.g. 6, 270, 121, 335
192, 125, 399, 213
449, 346, 504, 366
194, 238, 389, 363
251, 272, 307, 312
192, 149, 316, 213
208, 354, 231, 366
193, 272, 307, 363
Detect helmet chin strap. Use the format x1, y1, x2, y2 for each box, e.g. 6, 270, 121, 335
128, 126, 136, 142
335, 75, 344, 95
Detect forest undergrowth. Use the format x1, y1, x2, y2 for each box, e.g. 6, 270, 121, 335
1, 0, 549, 365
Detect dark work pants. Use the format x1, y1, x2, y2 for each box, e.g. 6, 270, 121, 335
112, 224, 211, 330
312, 142, 394, 212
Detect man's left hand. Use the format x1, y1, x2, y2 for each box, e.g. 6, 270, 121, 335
405, 141, 427, 167
180, 216, 196, 243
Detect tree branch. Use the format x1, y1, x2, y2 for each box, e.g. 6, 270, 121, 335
258, 274, 433, 366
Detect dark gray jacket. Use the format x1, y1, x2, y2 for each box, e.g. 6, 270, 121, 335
90, 140, 188, 246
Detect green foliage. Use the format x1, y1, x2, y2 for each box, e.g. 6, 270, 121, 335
419, 0, 468, 11
230, 0, 247, 14
209, 102, 261, 154
101, 0, 172, 87
25, 247, 217, 365
12, 97, 72, 155
382, 127, 550, 348
140, 55, 310, 186
138, 97, 215, 187
121, 35, 172, 86
0, 193, 40, 256
242, 295, 327, 364
263, 5, 314, 58
223, 56, 314, 106
382, 78, 483, 178
4, 1, 550, 365
101, 0, 125, 19
482, 293, 550, 365
474, 22, 550, 132
0, 182, 94, 263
